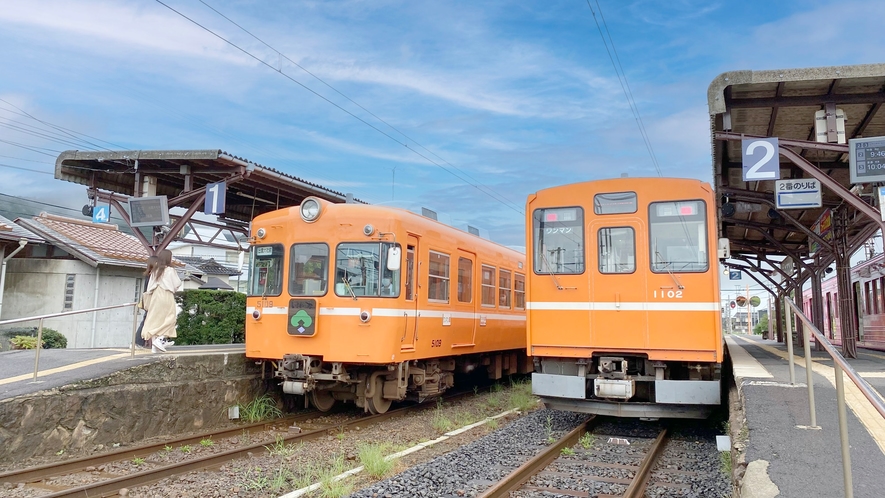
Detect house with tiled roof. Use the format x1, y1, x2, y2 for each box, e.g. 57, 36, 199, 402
173, 255, 241, 291
1, 213, 151, 348
0, 214, 45, 323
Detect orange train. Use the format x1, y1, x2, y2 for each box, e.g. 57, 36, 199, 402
245, 197, 530, 414
526, 178, 726, 419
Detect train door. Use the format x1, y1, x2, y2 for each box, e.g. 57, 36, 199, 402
588, 218, 647, 348
401, 235, 420, 351
452, 251, 477, 347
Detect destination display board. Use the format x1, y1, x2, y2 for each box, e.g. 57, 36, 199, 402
850, 137, 885, 183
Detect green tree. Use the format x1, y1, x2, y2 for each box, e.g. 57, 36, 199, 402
175, 290, 246, 345
753, 314, 769, 335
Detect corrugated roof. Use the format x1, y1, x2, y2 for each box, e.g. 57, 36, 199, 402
0, 214, 45, 244
175, 255, 241, 276
15, 213, 150, 268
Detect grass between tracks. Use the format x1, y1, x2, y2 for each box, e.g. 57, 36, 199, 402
234, 379, 538, 497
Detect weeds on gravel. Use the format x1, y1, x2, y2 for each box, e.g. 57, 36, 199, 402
242, 467, 269, 491
358, 443, 394, 478
432, 409, 455, 433
239, 430, 252, 445
544, 414, 555, 444
132, 457, 145, 465
239, 394, 283, 423
200, 437, 214, 447
317, 456, 352, 498
163, 445, 173, 453
579, 432, 595, 449
509, 380, 536, 412
271, 465, 295, 491
560, 447, 575, 456
266, 435, 299, 459
720, 450, 733, 476
181, 445, 192, 453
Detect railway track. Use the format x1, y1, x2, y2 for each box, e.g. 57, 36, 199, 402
479, 418, 677, 498
1, 407, 417, 497
0, 388, 488, 498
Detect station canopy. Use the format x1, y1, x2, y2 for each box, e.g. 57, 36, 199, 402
55, 149, 364, 251
708, 63, 885, 269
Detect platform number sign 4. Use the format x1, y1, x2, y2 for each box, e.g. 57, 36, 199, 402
204, 181, 226, 215
742, 137, 780, 181
92, 205, 110, 224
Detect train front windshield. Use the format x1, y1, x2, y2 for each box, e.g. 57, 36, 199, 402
532, 207, 585, 274
649, 200, 708, 273
248, 244, 284, 296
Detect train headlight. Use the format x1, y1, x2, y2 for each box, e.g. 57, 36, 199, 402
300, 197, 322, 222
252, 309, 261, 320
255, 228, 266, 239
359, 310, 371, 323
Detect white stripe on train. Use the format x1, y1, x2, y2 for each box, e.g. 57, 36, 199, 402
246, 307, 526, 321
526, 301, 720, 311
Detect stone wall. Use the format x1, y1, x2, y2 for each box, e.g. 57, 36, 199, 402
0, 353, 267, 463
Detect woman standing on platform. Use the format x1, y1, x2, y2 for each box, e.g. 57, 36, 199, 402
141, 249, 182, 353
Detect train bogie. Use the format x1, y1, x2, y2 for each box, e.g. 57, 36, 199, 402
246, 197, 529, 413
526, 178, 725, 419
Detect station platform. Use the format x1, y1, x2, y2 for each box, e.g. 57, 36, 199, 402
727, 333, 885, 498
0, 344, 245, 401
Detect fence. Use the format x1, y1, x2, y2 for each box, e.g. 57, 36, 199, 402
0, 302, 139, 382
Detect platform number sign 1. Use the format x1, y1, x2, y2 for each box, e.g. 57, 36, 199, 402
204, 181, 226, 215
92, 205, 110, 224
741, 137, 780, 181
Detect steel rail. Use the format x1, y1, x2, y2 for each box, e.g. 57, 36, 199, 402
24, 387, 487, 498
478, 417, 595, 498
622, 428, 669, 498
0, 411, 320, 484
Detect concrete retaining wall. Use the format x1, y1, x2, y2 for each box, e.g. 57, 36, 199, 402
0, 353, 265, 463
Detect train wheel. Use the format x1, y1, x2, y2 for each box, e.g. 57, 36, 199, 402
310, 389, 335, 412
366, 377, 392, 415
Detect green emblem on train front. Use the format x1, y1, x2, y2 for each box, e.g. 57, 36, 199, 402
288, 299, 317, 336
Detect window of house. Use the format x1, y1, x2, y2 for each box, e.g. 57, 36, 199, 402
428, 251, 450, 302
514, 273, 526, 310
499, 269, 512, 309
481, 265, 496, 307
457, 258, 472, 303
64, 274, 75, 310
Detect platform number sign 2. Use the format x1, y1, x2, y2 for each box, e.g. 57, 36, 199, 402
204, 181, 227, 215
741, 137, 780, 181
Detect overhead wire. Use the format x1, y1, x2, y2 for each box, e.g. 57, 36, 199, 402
155, 0, 523, 215
0, 98, 125, 151
585, 0, 662, 177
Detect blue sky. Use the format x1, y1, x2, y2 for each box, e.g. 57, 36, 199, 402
2, 0, 884, 256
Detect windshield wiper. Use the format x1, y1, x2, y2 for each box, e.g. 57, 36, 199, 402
342, 277, 357, 300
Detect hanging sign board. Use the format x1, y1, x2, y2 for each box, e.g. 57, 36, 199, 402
774, 179, 822, 209
742, 137, 780, 181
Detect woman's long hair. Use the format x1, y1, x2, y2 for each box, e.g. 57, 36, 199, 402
150, 250, 174, 279
143, 255, 159, 277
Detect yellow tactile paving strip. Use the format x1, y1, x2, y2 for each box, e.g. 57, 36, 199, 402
732, 335, 885, 455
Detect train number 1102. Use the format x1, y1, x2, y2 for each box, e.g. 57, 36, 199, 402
653, 290, 683, 299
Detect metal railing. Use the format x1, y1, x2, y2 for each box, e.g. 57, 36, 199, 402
784, 297, 885, 498
0, 302, 139, 382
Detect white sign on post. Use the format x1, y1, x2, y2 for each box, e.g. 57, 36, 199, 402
774, 179, 822, 209
742, 137, 780, 181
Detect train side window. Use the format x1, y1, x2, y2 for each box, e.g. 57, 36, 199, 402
597, 227, 635, 274
532, 207, 585, 274
457, 257, 472, 303
499, 269, 512, 309
481, 265, 496, 307
334, 242, 401, 297
405, 245, 415, 300
649, 200, 708, 273
514, 273, 526, 310
249, 243, 284, 296
289, 243, 330, 297
428, 251, 450, 303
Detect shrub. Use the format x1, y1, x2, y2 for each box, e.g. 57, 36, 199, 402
10, 335, 41, 349
174, 289, 246, 345
1, 327, 67, 350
